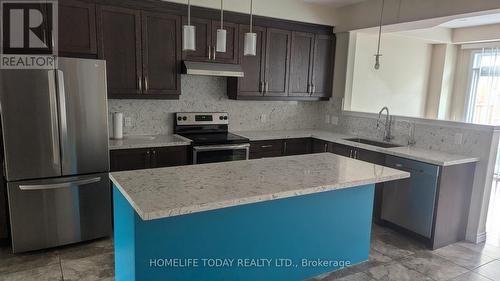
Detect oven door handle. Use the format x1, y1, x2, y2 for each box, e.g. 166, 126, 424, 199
193, 144, 250, 152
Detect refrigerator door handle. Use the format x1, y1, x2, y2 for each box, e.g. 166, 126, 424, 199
47, 70, 61, 167
56, 70, 70, 169
18, 177, 102, 191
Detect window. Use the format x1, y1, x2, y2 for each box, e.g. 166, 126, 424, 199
466, 48, 500, 124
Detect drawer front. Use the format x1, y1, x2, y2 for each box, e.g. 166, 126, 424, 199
250, 140, 283, 153
250, 150, 283, 159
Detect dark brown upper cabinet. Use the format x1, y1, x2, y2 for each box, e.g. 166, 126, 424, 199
98, 6, 181, 99
289, 32, 315, 97
264, 28, 291, 97
98, 5, 142, 97
182, 17, 238, 64
228, 25, 266, 97
210, 21, 238, 64
181, 17, 212, 62
311, 34, 334, 98
142, 12, 181, 97
58, 0, 97, 57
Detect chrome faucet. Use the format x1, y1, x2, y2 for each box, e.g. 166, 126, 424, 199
408, 122, 417, 146
376, 106, 394, 142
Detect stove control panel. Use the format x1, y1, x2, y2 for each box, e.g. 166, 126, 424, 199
175, 112, 229, 126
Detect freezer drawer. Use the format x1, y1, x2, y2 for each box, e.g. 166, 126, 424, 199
7, 173, 111, 253
381, 156, 440, 238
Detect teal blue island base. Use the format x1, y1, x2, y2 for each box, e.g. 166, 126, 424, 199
113, 184, 375, 281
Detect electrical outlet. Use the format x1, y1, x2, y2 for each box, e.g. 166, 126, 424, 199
331, 116, 339, 125
260, 114, 267, 123
325, 114, 331, 124
454, 133, 463, 145
124, 117, 132, 127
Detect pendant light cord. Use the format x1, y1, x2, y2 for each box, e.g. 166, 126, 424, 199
187, 0, 191, 25
375, 0, 384, 57
220, 0, 224, 29
249, 0, 253, 33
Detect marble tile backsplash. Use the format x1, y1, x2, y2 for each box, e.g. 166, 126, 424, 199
108, 75, 324, 135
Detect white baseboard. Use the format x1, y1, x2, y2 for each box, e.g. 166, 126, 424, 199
466, 232, 487, 244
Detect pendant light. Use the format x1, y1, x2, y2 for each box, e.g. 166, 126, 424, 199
216, 0, 227, 52
374, 0, 385, 70
183, 0, 196, 51
244, 0, 257, 56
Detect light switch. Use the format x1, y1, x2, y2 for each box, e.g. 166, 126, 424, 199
124, 117, 132, 127
454, 133, 463, 145
260, 114, 267, 123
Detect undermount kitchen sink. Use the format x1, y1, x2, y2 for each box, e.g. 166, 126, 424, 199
125, 135, 156, 140
344, 138, 402, 148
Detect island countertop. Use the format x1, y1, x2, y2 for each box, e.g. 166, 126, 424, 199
110, 153, 410, 221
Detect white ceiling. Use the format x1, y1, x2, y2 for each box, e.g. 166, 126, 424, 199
440, 13, 500, 28
303, 0, 366, 8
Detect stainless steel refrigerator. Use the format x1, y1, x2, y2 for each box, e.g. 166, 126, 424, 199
0, 57, 111, 253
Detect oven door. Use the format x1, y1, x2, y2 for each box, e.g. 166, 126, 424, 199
193, 144, 250, 164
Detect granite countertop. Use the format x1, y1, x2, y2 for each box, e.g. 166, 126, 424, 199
109, 134, 191, 150
110, 153, 409, 221
235, 130, 480, 167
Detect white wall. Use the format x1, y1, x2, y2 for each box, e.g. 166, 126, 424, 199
347, 32, 432, 117
161, 0, 336, 26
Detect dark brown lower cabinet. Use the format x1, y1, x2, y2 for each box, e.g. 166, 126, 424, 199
283, 138, 311, 156
110, 146, 188, 172
151, 146, 189, 168
311, 139, 331, 153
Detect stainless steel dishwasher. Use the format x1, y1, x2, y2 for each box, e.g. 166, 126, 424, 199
381, 155, 440, 238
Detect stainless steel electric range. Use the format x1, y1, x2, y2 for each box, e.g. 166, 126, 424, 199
174, 112, 250, 164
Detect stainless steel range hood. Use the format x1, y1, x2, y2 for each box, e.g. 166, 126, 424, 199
182, 61, 244, 77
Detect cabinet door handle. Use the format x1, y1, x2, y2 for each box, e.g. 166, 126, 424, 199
213, 46, 216, 60
145, 150, 151, 168
324, 143, 328, 152
349, 149, 353, 158
283, 142, 287, 154
354, 150, 358, 159
261, 145, 273, 148
208, 46, 212, 60
138, 76, 142, 91
312, 84, 316, 95
265, 81, 269, 93
144, 76, 148, 92
152, 150, 157, 167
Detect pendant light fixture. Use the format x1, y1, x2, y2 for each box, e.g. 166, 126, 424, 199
374, 0, 385, 70
244, 0, 257, 56
183, 0, 196, 51
216, 0, 227, 52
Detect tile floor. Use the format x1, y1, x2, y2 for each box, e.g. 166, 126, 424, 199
1, 224, 500, 281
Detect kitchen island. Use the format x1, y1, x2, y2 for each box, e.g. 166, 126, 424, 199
110, 153, 409, 281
